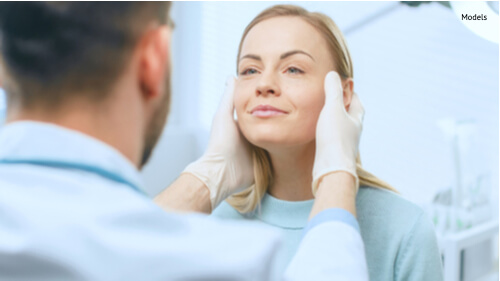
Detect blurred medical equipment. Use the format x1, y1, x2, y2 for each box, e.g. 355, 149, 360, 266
430, 118, 499, 281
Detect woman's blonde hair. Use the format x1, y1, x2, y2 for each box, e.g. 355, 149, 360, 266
227, 5, 397, 213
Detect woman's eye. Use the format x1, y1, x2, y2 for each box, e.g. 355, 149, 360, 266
286, 67, 304, 74
240, 68, 258, 76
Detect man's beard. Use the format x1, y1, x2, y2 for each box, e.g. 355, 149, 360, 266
140, 73, 171, 169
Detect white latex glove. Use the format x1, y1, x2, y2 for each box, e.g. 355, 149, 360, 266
182, 77, 254, 210
312, 71, 365, 195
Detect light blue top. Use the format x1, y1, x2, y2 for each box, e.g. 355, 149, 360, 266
213, 186, 445, 281
0, 121, 368, 280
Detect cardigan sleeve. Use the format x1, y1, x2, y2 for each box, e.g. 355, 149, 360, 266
394, 211, 444, 281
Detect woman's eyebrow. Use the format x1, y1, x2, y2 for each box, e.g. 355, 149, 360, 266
239, 50, 315, 62
280, 50, 315, 61
240, 54, 261, 61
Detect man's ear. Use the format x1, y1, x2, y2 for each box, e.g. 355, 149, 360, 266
138, 25, 171, 101
342, 78, 354, 111
0, 58, 4, 88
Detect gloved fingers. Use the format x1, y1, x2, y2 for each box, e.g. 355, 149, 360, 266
323, 71, 344, 108
214, 76, 236, 120
347, 92, 365, 126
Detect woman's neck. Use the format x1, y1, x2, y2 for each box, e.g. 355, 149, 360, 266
267, 141, 315, 201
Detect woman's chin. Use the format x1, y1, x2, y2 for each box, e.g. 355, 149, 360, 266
249, 139, 284, 151
241, 124, 315, 151
246, 135, 306, 152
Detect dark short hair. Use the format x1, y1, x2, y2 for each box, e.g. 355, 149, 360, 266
0, 2, 171, 108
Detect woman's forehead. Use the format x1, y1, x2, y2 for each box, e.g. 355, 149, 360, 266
240, 16, 328, 60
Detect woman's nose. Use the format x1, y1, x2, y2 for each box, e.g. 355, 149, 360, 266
256, 73, 280, 97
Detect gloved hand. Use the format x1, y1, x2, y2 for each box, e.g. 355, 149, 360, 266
312, 71, 365, 195
182, 77, 254, 211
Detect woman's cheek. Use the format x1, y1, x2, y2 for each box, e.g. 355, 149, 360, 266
233, 82, 247, 112
233, 84, 251, 134
314, 87, 326, 115
299, 85, 325, 132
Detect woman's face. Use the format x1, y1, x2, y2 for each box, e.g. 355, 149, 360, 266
235, 16, 336, 150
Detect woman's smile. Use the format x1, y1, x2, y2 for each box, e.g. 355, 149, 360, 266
249, 104, 289, 118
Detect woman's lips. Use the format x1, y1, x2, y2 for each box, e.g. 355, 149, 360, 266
250, 104, 288, 117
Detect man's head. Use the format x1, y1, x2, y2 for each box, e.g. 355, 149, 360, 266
0, 2, 173, 168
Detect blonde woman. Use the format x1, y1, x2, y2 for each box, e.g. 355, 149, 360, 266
212, 5, 443, 281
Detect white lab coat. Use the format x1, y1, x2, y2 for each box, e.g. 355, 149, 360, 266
0, 121, 368, 281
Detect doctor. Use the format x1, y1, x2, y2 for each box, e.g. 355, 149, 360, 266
0, 2, 368, 280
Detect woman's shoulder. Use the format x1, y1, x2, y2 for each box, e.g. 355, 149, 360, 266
357, 186, 424, 218
356, 186, 443, 277
356, 186, 436, 241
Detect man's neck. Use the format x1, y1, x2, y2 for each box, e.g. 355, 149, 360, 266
6, 98, 143, 168
267, 141, 315, 201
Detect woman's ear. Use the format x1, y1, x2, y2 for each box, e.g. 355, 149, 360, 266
342, 78, 354, 112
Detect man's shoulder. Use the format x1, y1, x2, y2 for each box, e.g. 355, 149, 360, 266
0, 169, 283, 280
